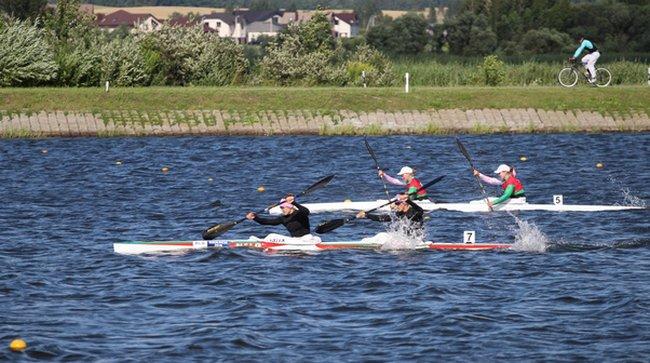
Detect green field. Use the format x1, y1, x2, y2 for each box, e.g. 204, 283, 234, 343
1, 86, 648, 115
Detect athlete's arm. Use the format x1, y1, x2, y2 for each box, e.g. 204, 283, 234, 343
477, 173, 502, 186
381, 173, 406, 186
573, 40, 588, 59
492, 184, 515, 205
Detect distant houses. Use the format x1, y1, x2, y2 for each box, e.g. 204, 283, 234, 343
97, 9, 162, 32
94, 8, 360, 42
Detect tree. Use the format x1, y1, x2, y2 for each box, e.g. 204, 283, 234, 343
0, 0, 46, 20
0, 19, 58, 86
520, 28, 572, 54
365, 13, 429, 55
445, 12, 496, 56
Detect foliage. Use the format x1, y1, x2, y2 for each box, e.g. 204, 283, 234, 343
184, 32, 249, 86
520, 28, 573, 55
0, 19, 58, 86
480, 55, 505, 86
366, 13, 430, 55
260, 13, 345, 86
0, 0, 46, 20
443, 12, 496, 56
345, 44, 396, 86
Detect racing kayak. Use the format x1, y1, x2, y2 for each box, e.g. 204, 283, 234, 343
268, 198, 645, 214
113, 239, 512, 255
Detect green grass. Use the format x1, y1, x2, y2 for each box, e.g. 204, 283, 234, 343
1, 86, 648, 115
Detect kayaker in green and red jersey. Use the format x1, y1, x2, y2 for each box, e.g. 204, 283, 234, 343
245, 194, 311, 237
378, 166, 429, 200
473, 164, 525, 208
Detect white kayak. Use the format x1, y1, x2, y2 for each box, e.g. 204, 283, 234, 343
269, 197, 645, 214
114, 235, 511, 255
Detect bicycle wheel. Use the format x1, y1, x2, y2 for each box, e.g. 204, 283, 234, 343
558, 67, 578, 87
595, 68, 612, 87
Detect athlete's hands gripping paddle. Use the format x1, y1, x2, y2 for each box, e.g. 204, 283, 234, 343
455, 138, 492, 211
202, 174, 335, 240
315, 175, 445, 234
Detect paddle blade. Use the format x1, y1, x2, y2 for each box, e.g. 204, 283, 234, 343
302, 174, 336, 196
420, 175, 445, 190
455, 138, 474, 166
315, 218, 347, 234
364, 137, 379, 164
202, 221, 237, 240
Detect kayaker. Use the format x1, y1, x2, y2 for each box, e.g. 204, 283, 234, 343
246, 194, 311, 237
473, 164, 525, 208
356, 193, 425, 230
378, 166, 429, 200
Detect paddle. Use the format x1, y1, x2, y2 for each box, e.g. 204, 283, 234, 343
455, 138, 493, 211
315, 175, 445, 234
202, 174, 336, 240
364, 136, 391, 199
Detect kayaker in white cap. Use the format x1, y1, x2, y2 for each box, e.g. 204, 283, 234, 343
377, 166, 429, 200
356, 192, 425, 230
473, 164, 525, 208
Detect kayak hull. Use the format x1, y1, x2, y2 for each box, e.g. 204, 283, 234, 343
113, 239, 512, 255
268, 199, 645, 214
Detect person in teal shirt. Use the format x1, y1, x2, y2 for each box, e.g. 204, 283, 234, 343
569, 36, 600, 84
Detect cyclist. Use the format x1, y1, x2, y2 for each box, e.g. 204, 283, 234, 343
569, 36, 600, 85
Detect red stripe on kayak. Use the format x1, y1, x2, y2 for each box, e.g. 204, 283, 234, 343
429, 243, 511, 250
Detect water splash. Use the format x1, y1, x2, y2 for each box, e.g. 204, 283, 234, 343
509, 215, 550, 253
608, 175, 647, 207
358, 215, 426, 251
620, 187, 646, 207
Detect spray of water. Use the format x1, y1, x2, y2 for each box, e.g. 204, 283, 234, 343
374, 214, 427, 251
509, 213, 550, 253
608, 175, 647, 207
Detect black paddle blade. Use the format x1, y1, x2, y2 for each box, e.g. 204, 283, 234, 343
315, 218, 347, 234
420, 175, 445, 190
455, 138, 474, 166
302, 174, 336, 196
364, 137, 379, 164
202, 221, 237, 240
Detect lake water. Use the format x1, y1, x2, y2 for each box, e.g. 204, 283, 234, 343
1, 134, 648, 361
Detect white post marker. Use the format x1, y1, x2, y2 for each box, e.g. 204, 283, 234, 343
647, 67, 649, 85
463, 230, 476, 244
553, 194, 564, 205
362, 70, 367, 88
105, 81, 110, 93
405, 72, 410, 93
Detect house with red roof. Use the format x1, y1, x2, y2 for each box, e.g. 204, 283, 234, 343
97, 9, 161, 32
332, 12, 359, 38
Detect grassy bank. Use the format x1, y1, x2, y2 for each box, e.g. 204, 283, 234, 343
392, 60, 649, 87
1, 86, 649, 115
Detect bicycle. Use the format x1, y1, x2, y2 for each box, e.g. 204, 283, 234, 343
558, 60, 611, 88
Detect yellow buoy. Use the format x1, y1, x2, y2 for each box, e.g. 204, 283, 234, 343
596, 162, 604, 169
161, 166, 169, 173
344, 199, 352, 203
9, 339, 27, 352
519, 156, 528, 162
41, 149, 48, 154
257, 186, 265, 192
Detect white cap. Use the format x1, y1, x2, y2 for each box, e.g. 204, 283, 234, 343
493, 164, 511, 174
397, 166, 414, 175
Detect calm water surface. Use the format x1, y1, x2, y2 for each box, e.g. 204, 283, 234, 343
1, 134, 648, 361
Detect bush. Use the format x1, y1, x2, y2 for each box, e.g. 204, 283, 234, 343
100, 36, 148, 87
481, 55, 505, 86
184, 32, 248, 86
345, 44, 396, 86
260, 13, 344, 86
0, 19, 58, 86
